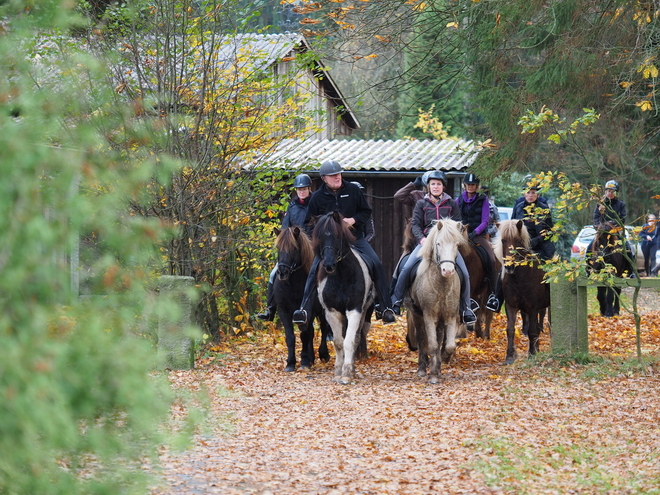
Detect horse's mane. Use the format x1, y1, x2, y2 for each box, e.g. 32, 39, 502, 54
275, 227, 314, 272
419, 219, 467, 259
312, 212, 357, 248
499, 220, 531, 250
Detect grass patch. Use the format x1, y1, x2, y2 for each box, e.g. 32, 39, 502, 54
463, 434, 660, 494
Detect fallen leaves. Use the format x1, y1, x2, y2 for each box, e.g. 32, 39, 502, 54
154, 299, 660, 494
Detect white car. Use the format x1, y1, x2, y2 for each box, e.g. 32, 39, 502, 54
497, 206, 513, 221
570, 225, 644, 271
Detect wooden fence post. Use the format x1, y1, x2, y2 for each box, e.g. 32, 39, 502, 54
550, 277, 589, 354
158, 275, 195, 370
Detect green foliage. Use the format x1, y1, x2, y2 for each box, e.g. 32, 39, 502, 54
0, 5, 201, 494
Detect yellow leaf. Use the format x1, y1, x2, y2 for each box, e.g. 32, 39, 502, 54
446, 22, 459, 28
636, 100, 653, 111
619, 81, 634, 88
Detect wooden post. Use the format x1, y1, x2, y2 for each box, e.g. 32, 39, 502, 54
550, 277, 588, 354
551, 277, 660, 356
158, 275, 196, 370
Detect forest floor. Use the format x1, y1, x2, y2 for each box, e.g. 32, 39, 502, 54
152, 287, 660, 495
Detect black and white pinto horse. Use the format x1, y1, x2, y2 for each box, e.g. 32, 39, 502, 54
274, 226, 331, 372
587, 228, 629, 317
406, 219, 466, 383
313, 211, 375, 384
499, 220, 550, 365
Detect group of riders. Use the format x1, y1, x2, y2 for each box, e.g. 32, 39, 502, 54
257, 161, 629, 327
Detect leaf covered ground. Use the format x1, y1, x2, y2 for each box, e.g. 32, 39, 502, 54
154, 291, 660, 494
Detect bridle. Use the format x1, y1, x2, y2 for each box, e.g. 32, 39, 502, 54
321, 243, 346, 264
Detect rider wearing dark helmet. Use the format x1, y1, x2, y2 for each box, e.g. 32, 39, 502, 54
512, 182, 556, 260
390, 170, 478, 327
292, 161, 397, 325
256, 173, 313, 321
591, 179, 636, 276
456, 173, 501, 312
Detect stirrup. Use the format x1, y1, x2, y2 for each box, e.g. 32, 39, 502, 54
292, 309, 308, 324
486, 294, 499, 312
469, 299, 480, 311
462, 308, 477, 324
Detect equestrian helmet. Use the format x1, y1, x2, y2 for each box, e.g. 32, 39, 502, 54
293, 173, 312, 188
426, 170, 448, 187
605, 179, 619, 192
350, 181, 365, 191
463, 173, 480, 185
422, 170, 433, 187
319, 160, 342, 177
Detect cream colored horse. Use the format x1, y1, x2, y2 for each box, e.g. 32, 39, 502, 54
405, 219, 467, 384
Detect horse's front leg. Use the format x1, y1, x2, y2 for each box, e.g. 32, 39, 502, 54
324, 309, 345, 381
281, 315, 297, 372
504, 303, 518, 365
441, 317, 459, 364
298, 321, 315, 370
425, 315, 442, 384
338, 310, 362, 384
317, 316, 331, 363
527, 311, 541, 356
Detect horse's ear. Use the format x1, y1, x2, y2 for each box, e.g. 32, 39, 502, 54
435, 220, 443, 231
292, 226, 300, 238
274, 227, 281, 237
459, 223, 468, 235
516, 219, 524, 232
332, 210, 342, 222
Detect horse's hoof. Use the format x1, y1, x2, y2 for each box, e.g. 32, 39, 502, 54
338, 376, 352, 385
429, 376, 440, 384
504, 357, 515, 365
417, 370, 427, 378
300, 364, 312, 371
284, 365, 296, 372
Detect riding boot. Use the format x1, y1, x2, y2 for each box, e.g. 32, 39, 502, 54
256, 282, 276, 321
293, 257, 320, 325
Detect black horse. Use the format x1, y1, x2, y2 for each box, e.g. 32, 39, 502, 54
313, 211, 375, 384
587, 229, 628, 317
274, 226, 331, 372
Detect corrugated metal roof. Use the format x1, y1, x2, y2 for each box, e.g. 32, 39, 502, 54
262, 138, 478, 172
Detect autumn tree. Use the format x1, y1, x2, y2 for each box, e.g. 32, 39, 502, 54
93, 0, 326, 338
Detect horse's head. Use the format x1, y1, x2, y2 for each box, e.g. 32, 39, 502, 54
312, 211, 356, 274
499, 220, 531, 274
275, 226, 313, 281
420, 219, 467, 278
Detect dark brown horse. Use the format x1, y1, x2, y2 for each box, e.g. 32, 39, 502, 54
499, 220, 550, 365
587, 229, 628, 317
459, 235, 502, 340
274, 226, 331, 372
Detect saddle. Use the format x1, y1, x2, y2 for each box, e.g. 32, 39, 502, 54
351, 244, 377, 279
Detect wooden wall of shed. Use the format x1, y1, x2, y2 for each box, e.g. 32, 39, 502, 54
352, 176, 456, 278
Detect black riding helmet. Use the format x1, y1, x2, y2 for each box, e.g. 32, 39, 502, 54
463, 173, 480, 185
293, 173, 312, 188
319, 160, 342, 177
426, 170, 447, 187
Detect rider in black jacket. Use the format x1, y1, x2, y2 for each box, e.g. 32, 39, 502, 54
256, 173, 312, 321
512, 184, 555, 260
292, 161, 396, 325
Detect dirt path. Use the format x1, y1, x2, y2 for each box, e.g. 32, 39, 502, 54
153, 310, 660, 495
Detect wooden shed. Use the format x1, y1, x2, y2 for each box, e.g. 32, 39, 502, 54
266, 138, 479, 277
